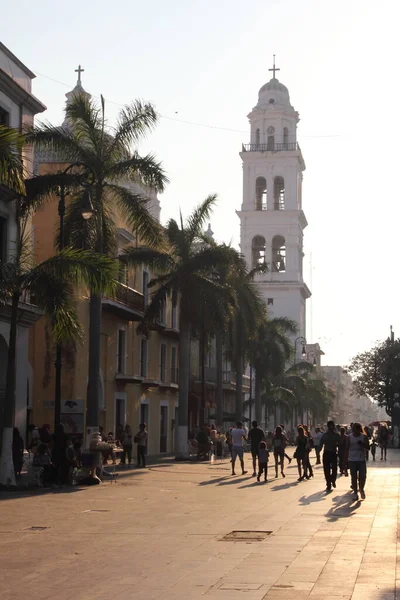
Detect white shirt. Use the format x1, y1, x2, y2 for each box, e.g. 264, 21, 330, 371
348, 433, 366, 462
231, 428, 246, 446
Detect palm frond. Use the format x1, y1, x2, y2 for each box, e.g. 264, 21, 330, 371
123, 247, 175, 273
25, 122, 92, 165
186, 195, 217, 244
0, 125, 25, 194
24, 172, 83, 216
110, 100, 159, 153
64, 94, 103, 155
108, 184, 164, 248
0, 261, 20, 305
106, 152, 168, 191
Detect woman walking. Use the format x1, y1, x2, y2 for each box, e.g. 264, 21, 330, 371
272, 426, 288, 478
378, 424, 389, 461
294, 426, 308, 481
338, 427, 348, 475
303, 425, 314, 479
121, 424, 133, 466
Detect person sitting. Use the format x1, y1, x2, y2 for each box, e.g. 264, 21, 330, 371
188, 434, 198, 455
196, 426, 210, 461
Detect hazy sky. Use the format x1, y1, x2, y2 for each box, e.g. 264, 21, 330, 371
3, 0, 399, 366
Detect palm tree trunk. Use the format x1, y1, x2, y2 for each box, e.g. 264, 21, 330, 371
235, 354, 243, 423
255, 371, 262, 424
216, 331, 223, 429
0, 290, 19, 487
177, 316, 191, 456
86, 292, 101, 443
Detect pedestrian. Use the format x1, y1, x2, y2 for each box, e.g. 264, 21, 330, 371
319, 420, 341, 493
370, 436, 378, 461
134, 423, 148, 468
12, 427, 24, 478
346, 422, 369, 501
294, 426, 308, 481
378, 424, 389, 461
52, 423, 68, 484
313, 427, 323, 464
230, 422, 247, 476
338, 427, 348, 475
226, 428, 233, 457
303, 425, 314, 479
121, 424, 133, 466
257, 441, 269, 482
280, 425, 292, 464
248, 420, 265, 477
272, 426, 288, 478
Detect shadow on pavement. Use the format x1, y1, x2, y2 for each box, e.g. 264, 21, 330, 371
298, 490, 326, 504
270, 481, 299, 491
325, 492, 361, 521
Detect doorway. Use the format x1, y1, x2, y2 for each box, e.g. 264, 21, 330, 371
115, 395, 126, 434
160, 405, 168, 453
140, 401, 149, 452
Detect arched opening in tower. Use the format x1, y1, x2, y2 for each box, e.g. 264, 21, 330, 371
255, 177, 267, 211
272, 235, 286, 272
252, 235, 266, 268
274, 177, 285, 210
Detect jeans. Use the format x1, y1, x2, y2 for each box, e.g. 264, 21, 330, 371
121, 445, 132, 464
349, 460, 366, 492
137, 445, 146, 467
323, 451, 337, 487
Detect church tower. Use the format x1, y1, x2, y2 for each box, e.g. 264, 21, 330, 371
238, 57, 311, 339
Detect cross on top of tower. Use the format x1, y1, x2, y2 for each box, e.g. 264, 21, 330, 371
268, 55, 280, 79
75, 64, 84, 84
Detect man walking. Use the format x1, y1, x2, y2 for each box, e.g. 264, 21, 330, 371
346, 422, 369, 500
319, 421, 340, 492
313, 427, 323, 464
248, 421, 265, 477
231, 422, 248, 476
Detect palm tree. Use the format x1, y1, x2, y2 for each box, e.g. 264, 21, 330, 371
123, 196, 237, 455
227, 265, 266, 422
249, 317, 297, 424
0, 195, 117, 486
0, 125, 25, 194
25, 93, 167, 434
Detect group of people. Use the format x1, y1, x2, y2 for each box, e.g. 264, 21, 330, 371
99, 423, 148, 468
227, 420, 391, 502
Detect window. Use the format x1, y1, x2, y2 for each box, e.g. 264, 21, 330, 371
272, 235, 286, 273
252, 235, 266, 268
283, 127, 289, 149
0, 217, 7, 263
159, 300, 166, 325
255, 128, 260, 148
117, 329, 126, 373
140, 338, 148, 377
160, 343, 167, 382
267, 298, 274, 306
142, 271, 149, 306
273, 176, 285, 210
0, 107, 9, 126
171, 347, 178, 383
267, 135, 275, 150
118, 258, 128, 286
171, 301, 177, 329
255, 177, 267, 211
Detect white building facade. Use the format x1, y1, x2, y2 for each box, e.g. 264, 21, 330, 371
0, 43, 46, 441
237, 64, 310, 341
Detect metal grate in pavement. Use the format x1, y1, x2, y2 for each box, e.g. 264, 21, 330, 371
82, 509, 110, 513
25, 526, 49, 531
220, 530, 272, 542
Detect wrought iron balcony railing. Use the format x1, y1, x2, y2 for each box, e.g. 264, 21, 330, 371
242, 142, 299, 152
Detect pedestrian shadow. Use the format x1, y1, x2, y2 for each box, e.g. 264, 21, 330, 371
325, 492, 361, 521
239, 480, 269, 489
198, 475, 233, 486
298, 490, 326, 505
217, 475, 253, 486
270, 481, 299, 491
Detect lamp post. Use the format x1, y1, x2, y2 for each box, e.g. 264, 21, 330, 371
294, 336, 307, 364
53, 164, 94, 431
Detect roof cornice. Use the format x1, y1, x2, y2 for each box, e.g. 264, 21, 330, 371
0, 42, 36, 79
0, 69, 46, 114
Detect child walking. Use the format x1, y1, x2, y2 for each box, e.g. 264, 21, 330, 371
257, 441, 269, 482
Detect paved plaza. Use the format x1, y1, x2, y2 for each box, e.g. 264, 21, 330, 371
1, 450, 400, 600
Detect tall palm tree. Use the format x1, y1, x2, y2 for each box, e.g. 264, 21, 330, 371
0, 195, 117, 486
249, 317, 297, 424
0, 125, 25, 194
123, 196, 237, 455
26, 94, 167, 435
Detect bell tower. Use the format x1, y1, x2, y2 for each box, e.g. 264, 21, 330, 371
237, 57, 311, 336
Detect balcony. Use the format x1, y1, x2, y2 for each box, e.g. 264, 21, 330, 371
223, 371, 250, 390
102, 283, 144, 321
242, 142, 300, 152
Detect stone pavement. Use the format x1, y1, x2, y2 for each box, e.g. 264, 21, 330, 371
1, 450, 400, 600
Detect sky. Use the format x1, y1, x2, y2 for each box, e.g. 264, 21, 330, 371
2, 0, 400, 367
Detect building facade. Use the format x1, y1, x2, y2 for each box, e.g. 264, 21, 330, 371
0, 43, 46, 439
29, 74, 179, 455
237, 61, 311, 346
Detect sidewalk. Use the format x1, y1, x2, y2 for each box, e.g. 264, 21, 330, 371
0, 450, 399, 600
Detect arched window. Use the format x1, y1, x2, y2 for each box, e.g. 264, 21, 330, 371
283, 127, 289, 149
274, 176, 285, 210
255, 177, 267, 210
255, 128, 260, 148
252, 235, 266, 268
267, 135, 275, 151
272, 235, 286, 273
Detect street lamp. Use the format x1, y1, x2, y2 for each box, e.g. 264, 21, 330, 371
294, 336, 307, 364
54, 163, 95, 431
307, 351, 317, 367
